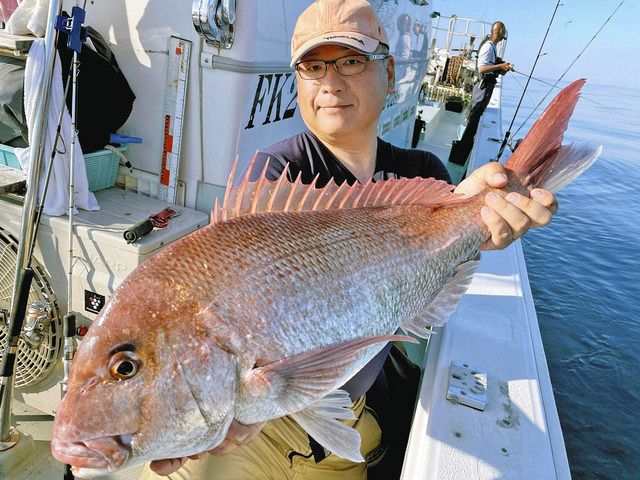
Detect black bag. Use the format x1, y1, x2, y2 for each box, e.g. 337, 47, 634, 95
411, 115, 426, 148
448, 138, 473, 166
445, 95, 464, 113
56, 22, 135, 153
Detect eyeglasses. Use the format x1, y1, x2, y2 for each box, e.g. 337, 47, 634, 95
295, 54, 390, 80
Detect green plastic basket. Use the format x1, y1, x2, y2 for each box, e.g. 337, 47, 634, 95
0, 143, 125, 192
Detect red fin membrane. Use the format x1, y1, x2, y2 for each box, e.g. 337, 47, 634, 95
505, 79, 601, 191
212, 156, 468, 225
506, 79, 585, 176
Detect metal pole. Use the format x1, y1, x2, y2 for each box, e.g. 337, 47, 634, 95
0, 0, 63, 442
67, 54, 78, 317
62, 41, 79, 401
62, 7, 85, 476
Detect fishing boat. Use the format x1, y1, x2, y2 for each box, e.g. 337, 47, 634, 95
0, 1, 570, 478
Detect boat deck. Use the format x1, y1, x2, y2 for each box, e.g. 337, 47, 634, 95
4, 399, 145, 479
402, 80, 571, 479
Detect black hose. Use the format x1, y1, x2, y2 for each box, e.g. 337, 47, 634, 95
123, 219, 155, 244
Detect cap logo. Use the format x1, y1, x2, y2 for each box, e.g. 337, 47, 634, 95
322, 34, 365, 46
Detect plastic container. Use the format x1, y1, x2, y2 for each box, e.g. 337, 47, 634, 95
0, 143, 125, 192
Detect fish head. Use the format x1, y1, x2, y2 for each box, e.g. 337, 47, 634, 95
51, 283, 238, 477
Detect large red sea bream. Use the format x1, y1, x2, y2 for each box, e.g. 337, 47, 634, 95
51, 80, 600, 477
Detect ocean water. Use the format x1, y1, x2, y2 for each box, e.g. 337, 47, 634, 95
500, 79, 640, 479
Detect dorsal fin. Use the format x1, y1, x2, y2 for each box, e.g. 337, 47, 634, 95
211, 154, 468, 225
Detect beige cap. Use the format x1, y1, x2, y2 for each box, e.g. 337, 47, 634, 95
290, 0, 389, 67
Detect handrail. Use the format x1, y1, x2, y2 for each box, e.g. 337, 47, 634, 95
431, 16, 506, 58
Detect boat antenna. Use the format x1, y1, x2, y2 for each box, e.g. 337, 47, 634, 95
493, 0, 562, 162
508, 0, 626, 143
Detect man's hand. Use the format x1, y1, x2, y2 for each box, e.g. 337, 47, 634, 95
148, 420, 265, 476
454, 162, 558, 250
498, 62, 512, 73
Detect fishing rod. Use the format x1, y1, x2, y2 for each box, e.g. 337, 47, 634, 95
0, 2, 85, 478
508, 71, 537, 109
494, 0, 562, 162
0, 0, 64, 445
58, 6, 88, 479
510, 0, 626, 141
511, 70, 608, 109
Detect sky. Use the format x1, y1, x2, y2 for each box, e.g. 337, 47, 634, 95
431, 0, 639, 88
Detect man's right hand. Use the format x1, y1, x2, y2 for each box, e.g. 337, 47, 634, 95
498, 62, 512, 73
149, 420, 266, 476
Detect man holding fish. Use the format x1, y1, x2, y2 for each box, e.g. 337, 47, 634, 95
139, 1, 558, 479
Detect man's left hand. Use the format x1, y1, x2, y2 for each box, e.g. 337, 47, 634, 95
454, 162, 558, 250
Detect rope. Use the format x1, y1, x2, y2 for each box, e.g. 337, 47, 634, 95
105, 144, 131, 168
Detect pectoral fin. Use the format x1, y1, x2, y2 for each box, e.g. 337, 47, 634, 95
403, 258, 479, 336
246, 334, 416, 412
290, 390, 364, 463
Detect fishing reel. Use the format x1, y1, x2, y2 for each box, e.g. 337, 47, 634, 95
1, 301, 54, 350
0, 302, 53, 350
495, 58, 514, 75
22, 301, 52, 350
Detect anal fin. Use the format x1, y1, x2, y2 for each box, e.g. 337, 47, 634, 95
404, 258, 480, 336
290, 390, 364, 463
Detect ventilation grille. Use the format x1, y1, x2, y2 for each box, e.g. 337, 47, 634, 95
0, 229, 61, 388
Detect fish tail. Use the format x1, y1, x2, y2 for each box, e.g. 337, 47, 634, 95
504, 79, 601, 193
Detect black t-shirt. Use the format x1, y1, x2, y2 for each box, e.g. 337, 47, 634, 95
250, 130, 450, 400
251, 129, 451, 186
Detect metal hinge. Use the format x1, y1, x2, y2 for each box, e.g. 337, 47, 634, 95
192, 0, 236, 49
446, 362, 487, 411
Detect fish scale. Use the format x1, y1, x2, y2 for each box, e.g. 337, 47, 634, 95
186, 203, 486, 361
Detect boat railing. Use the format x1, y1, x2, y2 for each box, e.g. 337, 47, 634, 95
431, 16, 490, 56
425, 16, 508, 104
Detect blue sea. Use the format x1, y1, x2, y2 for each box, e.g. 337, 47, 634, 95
501, 78, 640, 479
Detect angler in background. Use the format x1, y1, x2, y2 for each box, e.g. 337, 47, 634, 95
449, 21, 512, 165
141, 2, 556, 479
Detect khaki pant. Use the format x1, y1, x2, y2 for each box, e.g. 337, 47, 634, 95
139, 395, 382, 480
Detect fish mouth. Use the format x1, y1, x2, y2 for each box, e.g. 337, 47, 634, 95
51, 434, 132, 473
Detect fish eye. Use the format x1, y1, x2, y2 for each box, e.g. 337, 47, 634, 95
108, 351, 140, 381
